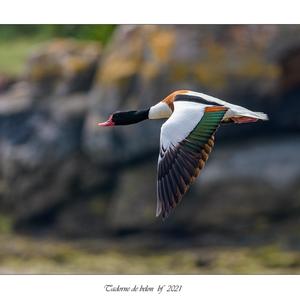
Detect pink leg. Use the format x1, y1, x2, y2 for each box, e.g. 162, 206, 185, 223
232, 117, 258, 124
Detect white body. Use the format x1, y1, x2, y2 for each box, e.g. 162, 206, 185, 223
149, 90, 269, 163
160, 101, 205, 151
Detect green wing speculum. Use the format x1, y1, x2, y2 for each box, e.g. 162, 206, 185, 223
157, 107, 228, 219
184, 107, 228, 152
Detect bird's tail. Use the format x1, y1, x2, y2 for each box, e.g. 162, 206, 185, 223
251, 111, 269, 121
223, 108, 269, 124
231, 111, 269, 124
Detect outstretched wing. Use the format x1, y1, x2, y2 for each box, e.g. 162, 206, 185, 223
156, 103, 228, 219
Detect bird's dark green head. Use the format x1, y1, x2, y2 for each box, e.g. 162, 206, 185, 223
97, 109, 150, 126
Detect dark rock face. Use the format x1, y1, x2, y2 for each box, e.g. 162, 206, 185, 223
0, 40, 106, 233
0, 26, 300, 245
25, 39, 101, 98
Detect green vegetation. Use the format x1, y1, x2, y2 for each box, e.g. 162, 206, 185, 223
0, 25, 116, 43
0, 25, 116, 76
0, 214, 12, 234
1, 235, 300, 274
0, 39, 41, 76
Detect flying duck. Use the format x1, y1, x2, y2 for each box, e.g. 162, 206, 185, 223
98, 90, 268, 219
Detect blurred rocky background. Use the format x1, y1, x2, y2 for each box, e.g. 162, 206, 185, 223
0, 25, 300, 274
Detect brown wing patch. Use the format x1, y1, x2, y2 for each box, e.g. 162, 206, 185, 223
162, 90, 189, 108
205, 106, 227, 112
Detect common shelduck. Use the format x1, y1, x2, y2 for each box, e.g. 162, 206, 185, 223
98, 90, 268, 219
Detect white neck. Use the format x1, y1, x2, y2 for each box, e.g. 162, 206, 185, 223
148, 102, 173, 119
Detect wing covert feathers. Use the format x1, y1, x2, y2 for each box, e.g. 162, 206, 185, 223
156, 107, 227, 219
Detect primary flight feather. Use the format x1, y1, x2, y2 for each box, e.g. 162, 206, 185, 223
98, 90, 268, 219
